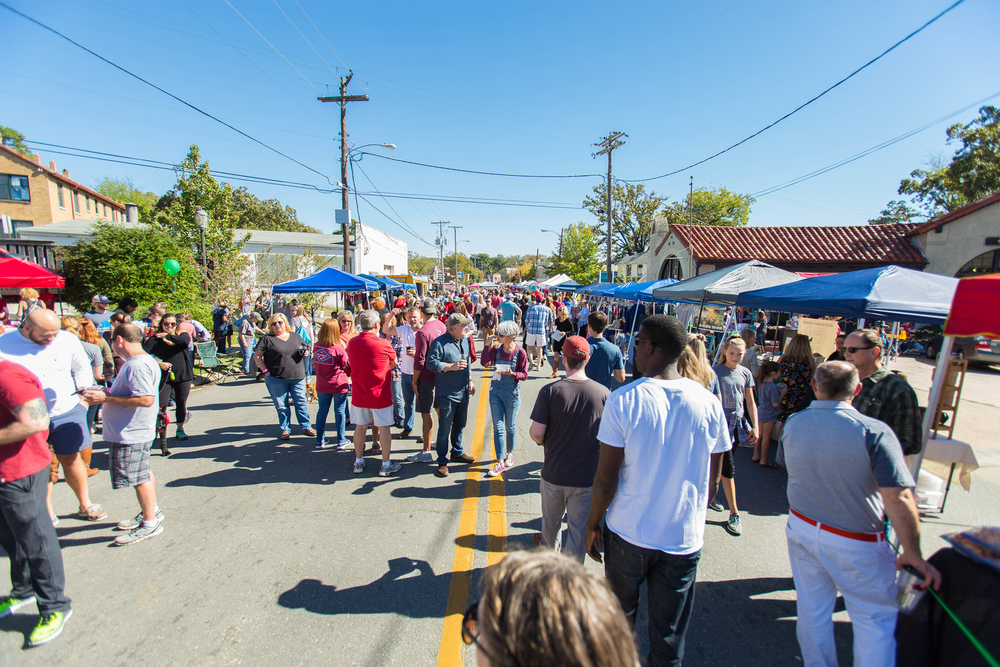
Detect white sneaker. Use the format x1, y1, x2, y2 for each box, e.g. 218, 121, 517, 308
353, 459, 365, 474
378, 462, 402, 477
503, 452, 514, 468
488, 460, 506, 477
405, 451, 434, 463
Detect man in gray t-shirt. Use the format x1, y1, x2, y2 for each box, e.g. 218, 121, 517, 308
781, 361, 940, 667
83, 324, 164, 546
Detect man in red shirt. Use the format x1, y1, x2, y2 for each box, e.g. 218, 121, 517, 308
410, 298, 448, 463
0, 359, 73, 647
346, 310, 399, 477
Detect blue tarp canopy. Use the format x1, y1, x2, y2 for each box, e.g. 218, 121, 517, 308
736, 265, 959, 325
614, 278, 678, 301
652, 260, 801, 304
552, 279, 582, 290
359, 274, 404, 289
578, 281, 616, 296
272, 267, 378, 294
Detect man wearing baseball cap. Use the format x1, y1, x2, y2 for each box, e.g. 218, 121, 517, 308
528, 336, 608, 562
83, 295, 112, 328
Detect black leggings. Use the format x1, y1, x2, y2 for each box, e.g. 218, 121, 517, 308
721, 425, 738, 479
159, 380, 191, 425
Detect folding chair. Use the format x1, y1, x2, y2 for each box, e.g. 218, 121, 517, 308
195, 342, 239, 384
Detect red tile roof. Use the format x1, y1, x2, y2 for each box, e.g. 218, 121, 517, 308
906, 190, 1000, 236
663, 223, 927, 266
0, 144, 125, 209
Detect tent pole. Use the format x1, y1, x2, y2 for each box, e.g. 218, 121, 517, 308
696, 297, 707, 331
910, 335, 954, 479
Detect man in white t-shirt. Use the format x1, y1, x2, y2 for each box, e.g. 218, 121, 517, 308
383, 305, 422, 440
586, 314, 730, 666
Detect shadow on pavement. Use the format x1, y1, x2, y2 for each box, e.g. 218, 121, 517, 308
278, 557, 478, 618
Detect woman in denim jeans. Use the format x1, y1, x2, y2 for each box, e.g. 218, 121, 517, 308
480, 320, 528, 477
252, 314, 316, 441
312, 318, 351, 449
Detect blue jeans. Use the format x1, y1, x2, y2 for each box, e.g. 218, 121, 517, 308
315, 391, 348, 444
391, 376, 404, 426
263, 376, 312, 432
400, 373, 415, 431
603, 526, 700, 667
240, 341, 251, 373
488, 388, 519, 459
435, 395, 469, 465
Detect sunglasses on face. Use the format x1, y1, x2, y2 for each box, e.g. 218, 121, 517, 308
461, 601, 480, 646
162, 321, 176, 327
845, 346, 874, 353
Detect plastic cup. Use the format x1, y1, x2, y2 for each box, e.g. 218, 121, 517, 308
896, 566, 926, 613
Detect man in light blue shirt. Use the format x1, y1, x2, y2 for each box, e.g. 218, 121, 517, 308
498, 296, 521, 326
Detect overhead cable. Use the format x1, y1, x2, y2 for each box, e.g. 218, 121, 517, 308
358, 151, 604, 179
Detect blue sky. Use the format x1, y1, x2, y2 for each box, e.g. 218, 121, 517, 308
4, 0, 998, 258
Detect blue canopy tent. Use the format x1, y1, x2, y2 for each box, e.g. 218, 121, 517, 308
359, 274, 404, 290
578, 281, 616, 296
272, 267, 378, 294
614, 278, 678, 302
552, 278, 582, 291
736, 265, 958, 325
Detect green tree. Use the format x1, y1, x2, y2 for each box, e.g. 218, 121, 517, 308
407, 253, 436, 276
584, 182, 665, 261
897, 105, 1000, 215
94, 176, 159, 224
0, 124, 35, 159
661, 187, 755, 227
556, 222, 601, 286
231, 187, 318, 233
868, 200, 920, 225
58, 222, 208, 322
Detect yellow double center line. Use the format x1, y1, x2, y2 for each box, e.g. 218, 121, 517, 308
436, 369, 508, 665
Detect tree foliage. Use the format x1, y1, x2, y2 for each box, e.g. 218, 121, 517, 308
58, 222, 209, 322
231, 187, 318, 233
95, 176, 159, 224
550, 222, 601, 286
897, 105, 1000, 216
0, 124, 35, 159
868, 200, 919, 225
584, 182, 665, 261
660, 187, 754, 227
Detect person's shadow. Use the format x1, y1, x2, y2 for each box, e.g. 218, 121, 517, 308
278, 557, 473, 619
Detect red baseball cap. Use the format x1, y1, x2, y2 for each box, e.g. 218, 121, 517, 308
562, 335, 590, 360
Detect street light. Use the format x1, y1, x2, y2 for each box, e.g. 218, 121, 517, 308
339, 143, 396, 273
195, 208, 208, 291
541, 228, 563, 275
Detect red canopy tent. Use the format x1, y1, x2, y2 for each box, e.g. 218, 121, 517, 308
943, 273, 1000, 338
0, 251, 65, 289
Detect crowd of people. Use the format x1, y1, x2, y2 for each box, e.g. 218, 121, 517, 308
0, 284, 943, 664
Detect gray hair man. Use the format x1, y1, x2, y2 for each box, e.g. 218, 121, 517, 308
782, 361, 941, 666
345, 310, 400, 476
425, 312, 477, 477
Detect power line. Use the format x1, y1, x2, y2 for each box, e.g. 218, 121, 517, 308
352, 160, 434, 244
0, 2, 337, 185
621, 0, 967, 183
358, 151, 604, 179
752, 90, 1000, 197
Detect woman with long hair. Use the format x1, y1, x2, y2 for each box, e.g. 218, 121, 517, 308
547, 305, 574, 379
60, 316, 102, 476
18, 287, 43, 321
337, 311, 358, 346
253, 313, 315, 441
678, 333, 717, 394
775, 333, 816, 443
313, 318, 351, 449
142, 313, 194, 454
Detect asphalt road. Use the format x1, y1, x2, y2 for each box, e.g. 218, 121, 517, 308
2, 352, 997, 665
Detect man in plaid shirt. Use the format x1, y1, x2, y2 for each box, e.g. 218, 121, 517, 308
524, 296, 553, 371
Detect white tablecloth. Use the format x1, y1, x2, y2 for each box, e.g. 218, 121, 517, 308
922, 435, 979, 491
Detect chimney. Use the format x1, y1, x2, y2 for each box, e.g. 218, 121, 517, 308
49, 160, 57, 171
125, 203, 138, 223
62, 168, 70, 179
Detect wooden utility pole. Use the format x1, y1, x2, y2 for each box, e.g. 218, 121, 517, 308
432, 221, 448, 293
688, 176, 694, 224
318, 72, 368, 273
450, 225, 463, 289
593, 132, 627, 283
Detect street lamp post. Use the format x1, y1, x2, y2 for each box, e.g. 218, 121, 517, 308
541, 229, 562, 274
337, 143, 396, 273
195, 208, 208, 291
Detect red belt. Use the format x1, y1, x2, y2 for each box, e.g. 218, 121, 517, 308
790, 509, 885, 543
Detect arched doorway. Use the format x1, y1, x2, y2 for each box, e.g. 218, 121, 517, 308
955, 249, 1000, 278
660, 257, 683, 281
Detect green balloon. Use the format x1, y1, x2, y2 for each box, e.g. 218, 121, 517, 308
163, 259, 181, 276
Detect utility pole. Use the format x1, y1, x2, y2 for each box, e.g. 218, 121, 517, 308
432, 221, 448, 293
319, 72, 368, 273
450, 225, 463, 289
535, 248, 540, 281
593, 132, 627, 283
558, 229, 564, 268
688, 175, 694, 224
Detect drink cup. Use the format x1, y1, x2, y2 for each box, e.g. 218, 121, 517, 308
896, 566, 926, 613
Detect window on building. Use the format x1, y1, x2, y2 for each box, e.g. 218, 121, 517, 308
383, 264, 394, 274
660, 257, 683, 281
0, 174, 30, 201
57, 182, 65, 208
12, 220, 33, 235
85, 196, 91, 213
74, 191, 80, 213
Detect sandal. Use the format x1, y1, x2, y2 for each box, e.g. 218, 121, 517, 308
547, 373, 558, 379
758, 461, 779, 469
279, 431, 291, 440
751, 456, 760, 463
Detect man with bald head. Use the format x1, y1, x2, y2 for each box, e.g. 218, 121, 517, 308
781, 361, 940, 667
0, 310, 107, 523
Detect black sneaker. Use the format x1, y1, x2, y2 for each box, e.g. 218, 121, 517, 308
708, 500, 725, 512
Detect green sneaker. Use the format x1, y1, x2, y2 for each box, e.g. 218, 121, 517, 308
0, 595, 36, 618
27, 609, 72, 647
175, 427, 188, 441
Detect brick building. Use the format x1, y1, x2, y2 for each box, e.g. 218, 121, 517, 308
0, 144, 126, 237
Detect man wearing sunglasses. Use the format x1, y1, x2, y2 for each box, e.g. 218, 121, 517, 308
843, 329, 922, 456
